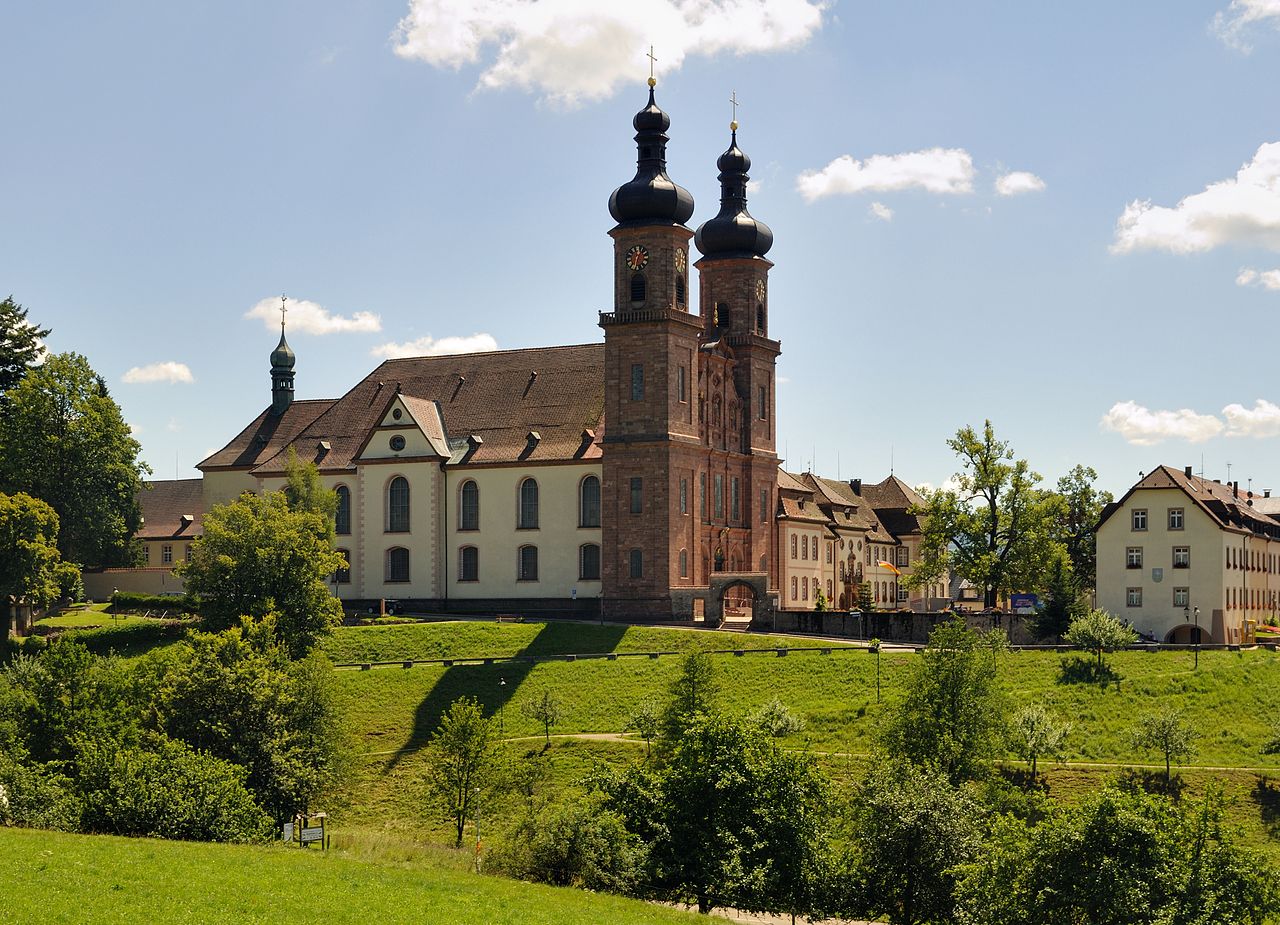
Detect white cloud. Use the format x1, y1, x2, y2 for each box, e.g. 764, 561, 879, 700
1224, 399, 1280, 438
796, 148, 975, 202
371, 333, 499, 359
1237, 267, 1280, 289
994, 170, 1046, 196
869, 201, 894, 222
746, 179, 763, 195
1213, 0, 1280, 51
1101, 400, 1224, 445
914, 475, 962, 495
1111, 142, 1280, 254
393, 0, 826, 108
245, 297, 382, 335
122, 361, 194, 385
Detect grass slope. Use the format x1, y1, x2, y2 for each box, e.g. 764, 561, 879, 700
0, 827, 698, 925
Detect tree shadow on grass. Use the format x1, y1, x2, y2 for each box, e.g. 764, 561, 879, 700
1057, 655, 1123, 688
383, 621, 629, 771
1253, 776, 1280, 838
1117, 767, 1185, 801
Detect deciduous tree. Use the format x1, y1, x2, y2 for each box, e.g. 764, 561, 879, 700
1064, 608, 1137, 669
1008, 703, 1070, 777
523, 688, 562, 748
0, 492, 72, 612
427, 697, 495, 849
1047, 464, 1113, 590
1130, 708, 1198, 785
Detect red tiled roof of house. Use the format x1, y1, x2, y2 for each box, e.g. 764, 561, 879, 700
197, 399, 336, 470
137, 479, 204, 539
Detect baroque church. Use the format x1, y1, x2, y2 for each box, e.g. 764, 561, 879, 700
94, 82, 949, 623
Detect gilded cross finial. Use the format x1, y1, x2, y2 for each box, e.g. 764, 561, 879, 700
280, 294, 288, 333
646, 45, 657, 87
729, 90, 739, 132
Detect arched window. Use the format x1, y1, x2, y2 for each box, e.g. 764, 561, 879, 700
459, 480, 479, 531
458, 546, 478, 581
386, 547, 410, 583
334, 549, 351, 584
518, 478, 539, 529
679, 548, 689, 578
676, 275, 686, 305
630, 549, 644, 579
760, 554, 767, 572
580, 543, 601, 580
756, 304, 765, 334
387, 477, 410, 532
518, 545, 539, 581
580, 475, 601, 527
630, 272, 646, 302
335, 485, 351, 535
715, 302, 729, 327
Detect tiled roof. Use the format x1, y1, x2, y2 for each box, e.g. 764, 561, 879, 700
1097, 464, 1280, 537
205, 344, 606, 474
777, 468, 810, 493
137, 479, 204, 539
861, 474, 927, 511
197, 399, 336, 470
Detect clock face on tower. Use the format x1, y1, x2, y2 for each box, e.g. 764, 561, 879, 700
756, 279, 766, 302
674, 248, 687, 273
626, 245, 650, 271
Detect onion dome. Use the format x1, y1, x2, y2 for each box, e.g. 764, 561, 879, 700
608, 83, 695, 227
270, 330, 295, 369
694, 127, 773, 259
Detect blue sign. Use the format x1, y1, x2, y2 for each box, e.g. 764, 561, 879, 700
1010, 593, 1039, 614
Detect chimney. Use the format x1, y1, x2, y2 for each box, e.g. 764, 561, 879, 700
1184, 465, 1193, 477
850, 478, 862, 496
1267, 490, 1273, 499
1233, 481, 1239, 498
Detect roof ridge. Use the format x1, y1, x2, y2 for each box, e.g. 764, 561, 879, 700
376, 342, 603, 364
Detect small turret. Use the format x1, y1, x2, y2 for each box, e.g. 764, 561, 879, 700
608, 79, 695, 229
270, 296, 295, 416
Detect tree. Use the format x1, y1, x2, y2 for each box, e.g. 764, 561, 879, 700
625, 698, 660, 758
0, 352, 149, 567
813, 588, 828, 612
907, 421, 1061, 608
281, 448, 337, 542
1032, 553, 1085, 640
748, 697, 806, 738
524, 688, 563, 748
1064, 608, 1137, 669
842, 759, 982, 925
1046, 464, 1112, 591
660, 651, 719, 741
1008, 703, 1070, 777
177, 490, 344, 657
0, 296, 49, 395
1130, 709, 1198, 785
856, 581, 874, 613
0, 492, 68, 613
427, 697, 496, 849
880, 617, 1006, 784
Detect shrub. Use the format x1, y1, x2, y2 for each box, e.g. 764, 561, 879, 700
492, 802, 642, 893
0, 754, 82, 831
65, 618, 196, 655
109, 592, 199, 615
748, 697, 806, 738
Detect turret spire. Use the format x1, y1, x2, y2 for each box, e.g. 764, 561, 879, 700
270, 293, 296, 416
607, 75, 695, 228
694, 115, 773, 260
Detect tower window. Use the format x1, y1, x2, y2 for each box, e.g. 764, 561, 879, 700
631, 363, 644, 400
758, 386, 767, 420
679, 548, 688, 578
630, 477, 644, 514
715, 302, 729, 326
629, 548, 644, 579
677, 365, 687, 402
630, 273, 646, 302
756, 304, 765, 334
676, 275, 686, 305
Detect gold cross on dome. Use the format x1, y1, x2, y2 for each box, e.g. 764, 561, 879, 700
729, 90, 739, 130
280, 294, 288, 331
647, 45, 657, 86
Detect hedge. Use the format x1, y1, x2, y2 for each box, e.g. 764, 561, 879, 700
110, 592, 200, 615
65, 618, 199, 654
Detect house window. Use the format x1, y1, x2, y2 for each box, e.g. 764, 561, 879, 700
579, 476, 601, 527
827, 579, 833, 599
700, 472, 708, 522
802, 577, 809, 601
1168, 508, 1184, 530
731, 477, 740, 522
897, 589, 909, 603
791, 576, 798, 600
679, 478, 688, 515
1126, 587, 1142, 607
827, 543, 833, 564
714, 474, 724, 520
630, 477, 644, 514
802, 536, 809, 560
334, 549, 350, 584
631, 363, 644, 400
896, 546, 909, 568
335, 485, 351, 535
1174, 587, 1189, 607
518, 478, 539, 529
679, 548, 688, 578
387, 477, 410, 532
758, 386, 767, 420
630, 272, 646, 302
518, 545, 538, 581
629, 549, 643, 579
389, 434, 406, 452
459, 480, 480, 531
162, 544, 173, 564
579, 544, 600, 581
458, 546, 479, 582
791, 534, 798, 559
1132, 509, 1147, 531
143, 544, 151, 563
386, 547, 410, 583
1126, 547, 1143, 569
760, 487, 768, 523
678, 365, 687, 402
1173, 546, 1190, 568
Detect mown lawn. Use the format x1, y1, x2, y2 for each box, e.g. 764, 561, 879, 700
0, 827, 700, 925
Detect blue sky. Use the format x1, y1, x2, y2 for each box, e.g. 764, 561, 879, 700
4, 1, 1280, 498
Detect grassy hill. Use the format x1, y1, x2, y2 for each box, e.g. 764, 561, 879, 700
0, 827, 700, 925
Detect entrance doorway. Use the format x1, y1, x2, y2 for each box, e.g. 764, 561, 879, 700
722, 583, 756, 622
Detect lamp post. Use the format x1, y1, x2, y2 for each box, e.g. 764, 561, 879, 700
1193, 606, 1201, 669
498, 677, 506, 738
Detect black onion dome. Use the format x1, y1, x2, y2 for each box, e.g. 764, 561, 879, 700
270, 331, 295, 369
608, 86, 695, 227
695, 130, 773, 259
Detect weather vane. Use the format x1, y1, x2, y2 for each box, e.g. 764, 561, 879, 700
729, 90, 739, 131
647, 45, 657, 87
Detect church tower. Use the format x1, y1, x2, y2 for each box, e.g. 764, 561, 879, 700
270, 303, 295, 416
600, 78, 703, 619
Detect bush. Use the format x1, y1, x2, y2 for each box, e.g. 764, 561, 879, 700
77, 735, 272, 842
66, 618, 197, 654
748, 697, 806, 738
109, 592, 199, 615
0, 755, 82, 831
491, 801, 642, 893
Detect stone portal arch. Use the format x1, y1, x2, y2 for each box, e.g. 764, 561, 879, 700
721, 581, 756, 622
1164, 623, 1207, 644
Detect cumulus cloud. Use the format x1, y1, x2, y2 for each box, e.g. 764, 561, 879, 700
1224, 399, 1280, 438
869, 201, 894, 222
1237, 267, 1280, 290
1111, 142, 1280, 254
796, 148, 975, 202
392, 0, 826, 107
1213, 0, 1280, 51
994, 170, 1046, 196
371, 333, 499, 359
1101, 400, 1224, 445
122, 361, 194, 385
245, 297, 382, 335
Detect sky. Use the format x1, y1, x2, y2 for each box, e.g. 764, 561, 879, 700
4, 1, 1280, 499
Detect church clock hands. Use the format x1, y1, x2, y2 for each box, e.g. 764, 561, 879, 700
626, 245, 649, 271
674, 248, 686, 274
